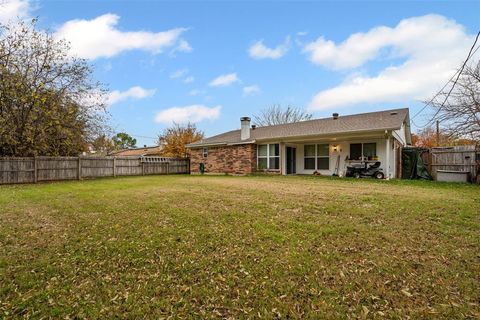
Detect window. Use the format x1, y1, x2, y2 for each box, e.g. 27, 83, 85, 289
257, 144, 279, 170
349, 143, 377, 160
257, 145, 268, 169
350, 143, 362, 160
363, 143, 376, 158
317, 144, 329, 170
202, 147, 208, 158
304, 145, 316, 169
304, 144, 330, 170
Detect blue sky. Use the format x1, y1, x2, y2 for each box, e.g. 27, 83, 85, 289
2, 0, 479, 146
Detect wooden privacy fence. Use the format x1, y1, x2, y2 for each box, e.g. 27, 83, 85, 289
0, 156, 190, 185
426, 145, 479, 181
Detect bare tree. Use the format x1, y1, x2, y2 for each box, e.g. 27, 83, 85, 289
430, 60, 480, 141
253, 105, 312, 126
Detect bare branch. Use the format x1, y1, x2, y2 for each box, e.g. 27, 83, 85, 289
253, 105, 312, 126
430, 59, 480, 141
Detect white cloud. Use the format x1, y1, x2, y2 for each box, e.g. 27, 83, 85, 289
188, 89, 205, 96
154, 105, 221, 124
170, 68, 188, 79
248, 36, 290, 59
243, 85, 261, 96
54, 13, 190, 60
107, 86, 156, 106
183, 76, 194, 83
209, 73, 239, 87
174, 39, 192, 53
170, 68, 194, 83
304, 14, 474, 111
0, 0, 31, 24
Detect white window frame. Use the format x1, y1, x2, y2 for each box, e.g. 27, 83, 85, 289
257, 144, 280, 170
304, 144, 330, 170
202, 147, 208, 158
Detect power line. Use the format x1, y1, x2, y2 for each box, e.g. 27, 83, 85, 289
411, 65, 462, 122
129, 134, 158, 141
423, 30, 480, 128
411, 30, 480, 129
411, 34, 480, 122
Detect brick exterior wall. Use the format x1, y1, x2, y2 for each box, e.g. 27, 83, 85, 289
189, 144, 257, 175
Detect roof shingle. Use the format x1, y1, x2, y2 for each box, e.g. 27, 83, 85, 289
187, 108, 409, 147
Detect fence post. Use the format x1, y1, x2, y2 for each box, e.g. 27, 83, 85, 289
166, 162, 169, 175
78, 157, 82, 180
142, 162, 145, 176
33, 157, 38, 183
428, 152, 433, 179
113, 157, 116, 177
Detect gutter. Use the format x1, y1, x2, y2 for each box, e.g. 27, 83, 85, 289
186, 140, 256, 148
254, 127, 402, 143
227, 140, 256, 146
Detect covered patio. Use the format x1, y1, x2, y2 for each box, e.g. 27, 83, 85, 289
256, 130, 403, 178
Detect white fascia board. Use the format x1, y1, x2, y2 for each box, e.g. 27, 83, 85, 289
186, 140, 256, 148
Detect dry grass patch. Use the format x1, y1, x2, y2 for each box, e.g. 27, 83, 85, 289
0, 175, 479, 319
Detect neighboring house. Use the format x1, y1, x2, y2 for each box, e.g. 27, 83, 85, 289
186, 108, 412, 178
82, 145, 109, 157
109, 145, 164, 157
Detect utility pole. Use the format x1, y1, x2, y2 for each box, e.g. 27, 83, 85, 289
436, 120, 440, 146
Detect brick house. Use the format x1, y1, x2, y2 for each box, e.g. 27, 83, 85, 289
186, 108, 412, 178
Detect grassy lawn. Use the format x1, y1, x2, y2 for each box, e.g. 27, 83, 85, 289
0, 175, 479, 319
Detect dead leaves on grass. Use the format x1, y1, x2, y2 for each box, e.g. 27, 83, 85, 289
1, 176, 479, 318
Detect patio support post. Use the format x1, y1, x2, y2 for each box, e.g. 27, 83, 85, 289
280, 142, 286, 175
385, 133, 391, 179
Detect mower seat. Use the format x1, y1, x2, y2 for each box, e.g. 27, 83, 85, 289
368, 161, 381, 169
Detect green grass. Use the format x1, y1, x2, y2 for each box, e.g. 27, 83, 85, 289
0, 175, 479, 319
